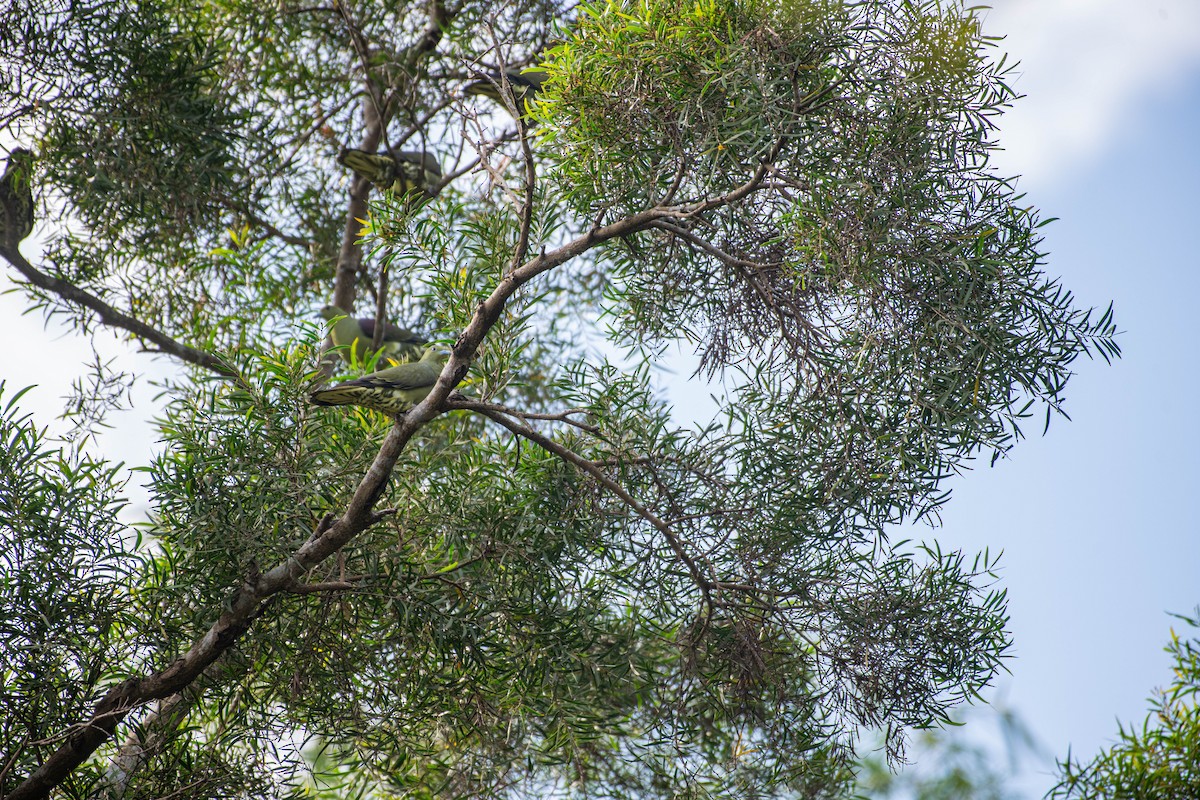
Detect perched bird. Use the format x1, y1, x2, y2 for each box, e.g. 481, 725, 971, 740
311, 346, 450, 415
464, 68, 547, 119
337, 148, 442, 200
0, 148, 34, 250
320, 305, 428, 367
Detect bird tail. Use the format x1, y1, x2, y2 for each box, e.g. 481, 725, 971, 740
310, 386, 365, 407
337, 148, 391, 183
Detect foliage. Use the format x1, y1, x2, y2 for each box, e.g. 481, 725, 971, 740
1050, 611, 1200, 800
0, 0, 1118, 798
0, 383, 141, 797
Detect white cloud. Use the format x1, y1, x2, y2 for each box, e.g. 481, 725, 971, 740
980, 0, 1200, 185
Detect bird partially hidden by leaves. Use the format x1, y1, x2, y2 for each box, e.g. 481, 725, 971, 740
464, 68, 547, 119
337, 148, 443, 200
311, 346, 450, 416
0, 148, 34, 251
320, 305, 428, 368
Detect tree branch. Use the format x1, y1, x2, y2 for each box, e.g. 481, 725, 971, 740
0, 247, 238, 378
448, 395, 600, 434
6, 138, 771, 800
5, 416, 422, 800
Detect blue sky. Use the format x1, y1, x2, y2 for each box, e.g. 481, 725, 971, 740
3, 1, 1199, 795
913, 0, 1200, 792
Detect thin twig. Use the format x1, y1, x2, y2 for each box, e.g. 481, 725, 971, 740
448, 397, 717, 606
286, 578, 364, 594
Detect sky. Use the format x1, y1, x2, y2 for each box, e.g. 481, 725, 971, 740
909, 0, 1200, 792
2, 1, 1199, 796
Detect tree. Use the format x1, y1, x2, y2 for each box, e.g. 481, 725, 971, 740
1050, 610, 1200, 800
0, 0, 1118, 798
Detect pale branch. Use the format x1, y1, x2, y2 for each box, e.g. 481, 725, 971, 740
96, 659, 230, 800
0, 247, 239, 379
448, 395, 600, 434
463, 110, 523, 209
648, 219, 779, 271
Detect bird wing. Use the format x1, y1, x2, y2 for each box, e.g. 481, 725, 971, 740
355, 360, 441, 392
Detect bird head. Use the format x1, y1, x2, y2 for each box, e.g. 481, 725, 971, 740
319, 305, 349, 321
423, 344, 453, 363
395, 150, 443, 180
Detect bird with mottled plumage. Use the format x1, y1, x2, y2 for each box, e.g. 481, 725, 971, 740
337, 148, 443, 200
464, 68, 547, 119
310, 346, 450, 415
0, 148, 34, 251
320, 305, 428, 368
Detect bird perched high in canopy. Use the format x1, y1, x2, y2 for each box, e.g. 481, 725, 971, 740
0, 148, 34, 252
310, 346, 450, 416
464, 68, 547, 119
320, 305, 428, 368
337, 148, 443, 201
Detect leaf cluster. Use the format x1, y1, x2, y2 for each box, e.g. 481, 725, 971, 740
0, 384, 143, 798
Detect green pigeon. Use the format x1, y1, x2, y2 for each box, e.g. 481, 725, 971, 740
0, 148, 34, 251
337, 148, 442, 199
311, 346, 450, 415
464, 68, 547, 119
320, 305, 428, 367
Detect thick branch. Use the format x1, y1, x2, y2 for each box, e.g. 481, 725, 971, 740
331, 0, 455, 314
5, 421, 420, 800
0, 247, 237, 378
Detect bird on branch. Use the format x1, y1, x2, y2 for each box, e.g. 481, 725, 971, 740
0, 148, 34, 252
464, 68, 547, 119
311, 346, 450, 416
320, 305, 428, 368
337, 148, 443, 200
